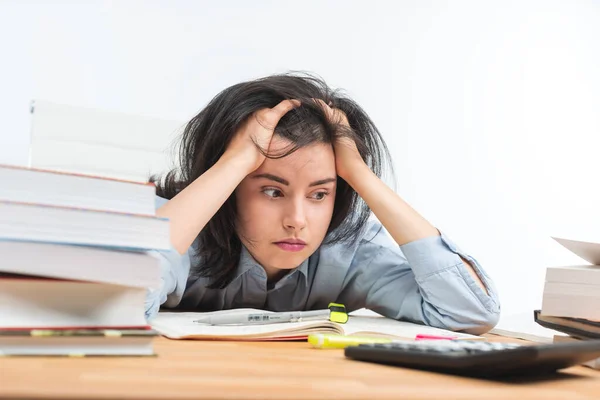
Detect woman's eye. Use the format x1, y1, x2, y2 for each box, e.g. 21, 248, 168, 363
263, 188, 283, 198
310, 191, 329, 201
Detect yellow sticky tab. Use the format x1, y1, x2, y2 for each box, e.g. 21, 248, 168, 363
327, 302, 348, 324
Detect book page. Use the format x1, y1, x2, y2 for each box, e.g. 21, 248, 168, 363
552, 237, 600, 265
341, 316, 478, 340
150, 311, 342, 339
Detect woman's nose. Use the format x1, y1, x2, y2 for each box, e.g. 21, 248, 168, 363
282, 199, 307, 231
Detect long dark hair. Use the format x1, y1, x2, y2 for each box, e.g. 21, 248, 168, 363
153, 72, 392, 289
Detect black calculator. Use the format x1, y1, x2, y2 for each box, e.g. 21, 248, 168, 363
344, 339, 600, 378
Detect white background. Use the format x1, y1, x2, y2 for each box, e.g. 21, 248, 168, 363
1, 0, 599, 317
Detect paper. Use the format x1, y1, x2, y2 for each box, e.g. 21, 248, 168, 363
342, 315, 476, 340
552, 237, 600, 265
489, 312, 564, 344
150, 310, 342, 340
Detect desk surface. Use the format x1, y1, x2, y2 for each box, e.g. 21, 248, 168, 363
1, 335, 600, 400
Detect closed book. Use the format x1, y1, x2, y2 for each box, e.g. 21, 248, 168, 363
546, 265, 600, 286
0, 240, 160, 288
0, 201, 169, 251
0, 164, 156, 216
0, 328, 157, 356
534, 310, 600, 339
541, 281, 600, 320
0, 276, 148, 329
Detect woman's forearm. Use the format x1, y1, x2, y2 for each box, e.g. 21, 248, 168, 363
157, 155, 251, 254
345, 163, 437, 245
344, 163, 488, 293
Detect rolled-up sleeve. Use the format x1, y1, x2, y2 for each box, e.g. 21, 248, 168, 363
145, 246, 191, 320
338, 223, 500, 335
145, 196, 192, 320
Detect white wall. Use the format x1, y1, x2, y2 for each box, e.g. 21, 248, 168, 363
1, 0, 599, 317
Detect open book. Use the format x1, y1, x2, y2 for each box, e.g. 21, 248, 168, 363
149, 308, 478, 341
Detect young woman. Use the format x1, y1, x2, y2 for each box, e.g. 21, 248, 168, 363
146, 73, 500, 334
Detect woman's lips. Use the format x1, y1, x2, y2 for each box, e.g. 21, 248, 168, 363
274, 242, 306, 252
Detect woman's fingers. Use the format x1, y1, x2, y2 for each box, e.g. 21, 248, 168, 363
312, 98, 349, 126
271, 99, 301, 117
256, 99, 301, 131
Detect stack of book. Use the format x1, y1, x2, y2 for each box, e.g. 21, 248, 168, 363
536, 237, 600, 369
0, 164, 167, 356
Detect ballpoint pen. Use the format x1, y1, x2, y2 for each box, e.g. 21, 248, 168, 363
193, 309, 332, 326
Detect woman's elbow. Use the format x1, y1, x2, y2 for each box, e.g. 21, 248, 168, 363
428, 305, 500, 335
457, 308, 500, 335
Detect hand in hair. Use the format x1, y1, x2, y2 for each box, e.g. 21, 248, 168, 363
314, 99, 366, 182
224, 99, 301, 174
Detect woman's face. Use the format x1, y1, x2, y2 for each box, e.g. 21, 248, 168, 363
235, 139, 337, 282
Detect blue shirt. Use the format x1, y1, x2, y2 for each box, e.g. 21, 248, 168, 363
146, 196, 500, 334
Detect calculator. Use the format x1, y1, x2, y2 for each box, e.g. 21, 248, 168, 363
344, 339, 600, 378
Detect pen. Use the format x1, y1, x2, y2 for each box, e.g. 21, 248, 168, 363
308, 334, 395, 349
193, 309, 331, 325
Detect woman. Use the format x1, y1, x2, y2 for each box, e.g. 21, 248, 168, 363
146, 73, 500, 334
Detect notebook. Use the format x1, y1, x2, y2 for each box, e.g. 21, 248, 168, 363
150, 308, 478, 341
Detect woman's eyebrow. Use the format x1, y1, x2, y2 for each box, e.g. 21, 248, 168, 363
308, 178, 337, 187
252, 174, 336, 187
253, 173, 289, 185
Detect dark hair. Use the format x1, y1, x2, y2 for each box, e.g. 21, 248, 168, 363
153, 72, 392, 288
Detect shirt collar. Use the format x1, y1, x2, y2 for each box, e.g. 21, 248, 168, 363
234, 245, 310, 282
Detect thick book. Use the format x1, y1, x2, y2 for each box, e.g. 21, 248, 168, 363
150, 309, 478, 341
0, 276, 148, 329
0, 201, 169, 251
0, 240, 160, 288
541, 239, 600, 320
0, 164, 156, 216
0, 328, 157, 356
545, 265, 600, 286
541, 281, 600, 320
534, 310, 600, 340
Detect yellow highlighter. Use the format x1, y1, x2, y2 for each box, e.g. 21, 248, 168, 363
308, 334, 393, 349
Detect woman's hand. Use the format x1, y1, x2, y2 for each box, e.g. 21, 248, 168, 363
223, 99, 300, 173
315, 100, 366, 182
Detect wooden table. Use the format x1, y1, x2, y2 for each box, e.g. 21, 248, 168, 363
1, 335, 600, 399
